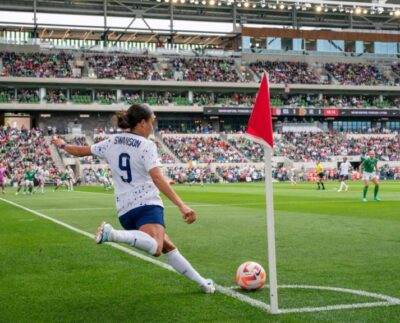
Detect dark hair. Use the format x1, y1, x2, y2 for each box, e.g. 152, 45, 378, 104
116, 104, 153, 129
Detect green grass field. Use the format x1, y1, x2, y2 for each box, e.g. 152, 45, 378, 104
1, 181, 400, 322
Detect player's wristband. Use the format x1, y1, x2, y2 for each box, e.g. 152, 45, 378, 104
60, 144, 66, 150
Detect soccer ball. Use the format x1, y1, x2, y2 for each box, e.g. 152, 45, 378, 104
236, 261, 266, 290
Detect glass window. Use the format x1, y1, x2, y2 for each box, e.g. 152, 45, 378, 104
267, 37, 281, 50
293, 38, 304, 51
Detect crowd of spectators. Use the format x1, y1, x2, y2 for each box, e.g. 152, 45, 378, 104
273, 94, 398, 109
0, 52, 75, 78
166, 58, 240, 82
193, 92, 256, 107
96, 91, 117, 104
46, 89, 67, 104
17, 89, 40, 103
0, 89, 14, 103
0, 126, 54, 174
228, 137, 264, 162
325, 63, 389, 86
250, 61, 321, 84
216, 165, 264, 183
86, 55, 161, 80
166, 166, 218, 184
276, 132, 400, 162
162, 136, 248, 163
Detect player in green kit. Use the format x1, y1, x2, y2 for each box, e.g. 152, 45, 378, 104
54, 171, 69, 191
358, 150, 380, 202
23, 164, 36, 195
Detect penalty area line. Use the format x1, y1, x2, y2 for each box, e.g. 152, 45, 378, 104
0, 197, 270, 314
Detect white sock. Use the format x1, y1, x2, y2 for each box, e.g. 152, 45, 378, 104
165, 248, 207, 286
109, 229, 158, 255
339, 182, 344, 190
343, 182, 348, 188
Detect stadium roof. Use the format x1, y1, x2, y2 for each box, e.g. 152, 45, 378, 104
1, 0, 400, 32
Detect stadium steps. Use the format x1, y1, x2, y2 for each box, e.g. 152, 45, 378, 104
239, 65, 259, 82
153, 137, 180, 163
45, 136, 66, 171
220, 135, 252, 163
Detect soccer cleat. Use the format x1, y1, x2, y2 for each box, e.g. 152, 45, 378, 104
374, 197, 381, 202
95, 222, 113, 244
201, 279, 216, 294
337, 189, 342, 192
363, 198, 367, 202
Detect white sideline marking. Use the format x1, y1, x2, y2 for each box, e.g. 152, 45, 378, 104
2, 196, 400, 315
0, 197, 270, 313
227, 285, 400, 314
36, 202, 264, 212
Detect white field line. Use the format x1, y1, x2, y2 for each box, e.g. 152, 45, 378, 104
228, 285, 400, 314
35, 202, 264, 212
0, 197, 270, 313
2, 197, 400, 315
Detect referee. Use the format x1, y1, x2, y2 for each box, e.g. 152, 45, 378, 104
316, 160, 325, 190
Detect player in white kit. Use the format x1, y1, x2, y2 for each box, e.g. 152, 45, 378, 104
337, 157, 352, 192
51, 104, 215, 294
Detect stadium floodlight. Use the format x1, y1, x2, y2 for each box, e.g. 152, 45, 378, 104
244, 2, 250, 8
252, 3, 257, 8
209, 0, 215, 5
315, 5, 322, 12
363, 9, 368, 14
355, 7, 362, 15
180, 0, 186, 3
237, 2, 242, 7
279, 3, 285, 10
395, 10, 400, 17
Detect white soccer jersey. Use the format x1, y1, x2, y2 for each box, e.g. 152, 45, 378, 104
91, 133, 163, 216
339, 161, 352, 175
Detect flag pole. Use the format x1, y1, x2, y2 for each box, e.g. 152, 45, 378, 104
264, 145, 279, 314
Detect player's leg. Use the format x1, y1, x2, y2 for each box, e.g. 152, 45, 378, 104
1, 179, 5, 193
338, 176, 343, 192
163, 233, 215, 293
316, 177, 321, 190
373, 177, 380, 201
96, 207, 165, 256
363, 176, 370, 202
320, 174, 325, 190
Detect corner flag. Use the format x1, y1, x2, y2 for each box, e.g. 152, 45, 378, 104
246, 73, 274, 149
246, 72, 279, 314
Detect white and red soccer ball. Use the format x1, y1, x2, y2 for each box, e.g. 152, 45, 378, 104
236, 261, 266, 290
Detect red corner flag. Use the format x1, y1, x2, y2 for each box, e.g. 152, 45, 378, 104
246, 73, 274, 148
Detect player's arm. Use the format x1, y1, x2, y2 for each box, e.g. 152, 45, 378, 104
358, 161, 364, 173
149, 166, 196, 224
51, 138, 92, 157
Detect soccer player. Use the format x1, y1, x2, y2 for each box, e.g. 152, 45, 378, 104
23, 164, 36, 195
34, 166, 46, 194
290, 167, 297, 186
51, 104, 215, 294
315, 160, 325, 190
0, 162, 10, 194
337, 157, 352, 192
65, 166, 75, 192
359, 150, 380, 202
54, 170, 68, 192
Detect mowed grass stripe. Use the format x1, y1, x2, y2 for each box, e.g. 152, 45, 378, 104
0, 198, 276, 321
2, 183, 400, 321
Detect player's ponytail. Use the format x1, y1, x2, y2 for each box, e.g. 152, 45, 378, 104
116, 104, 153, 130
116, 111, 131, 129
